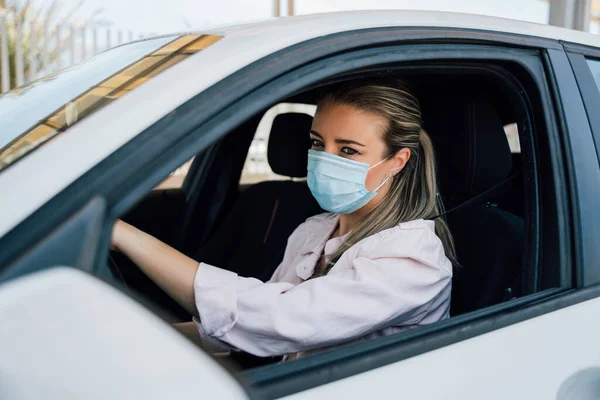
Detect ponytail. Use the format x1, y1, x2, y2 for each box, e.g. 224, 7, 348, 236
419, 129, 457, 267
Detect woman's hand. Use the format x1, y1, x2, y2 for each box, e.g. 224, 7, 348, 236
109, 219, 201, 317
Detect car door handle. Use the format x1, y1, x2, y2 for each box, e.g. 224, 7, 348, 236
557, 367, 600, 400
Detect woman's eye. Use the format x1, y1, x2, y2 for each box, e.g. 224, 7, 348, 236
311, 139, 324, 148
341, 147, 358, 156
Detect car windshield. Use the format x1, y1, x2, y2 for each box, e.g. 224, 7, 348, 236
0, 34, 221, 171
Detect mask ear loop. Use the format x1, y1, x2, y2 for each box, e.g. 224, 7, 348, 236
368, 157, 389, 170
372, 175, 390, 192
368, 156, 392, 193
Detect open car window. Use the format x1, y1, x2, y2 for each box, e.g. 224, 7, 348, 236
118, 63, 544, 346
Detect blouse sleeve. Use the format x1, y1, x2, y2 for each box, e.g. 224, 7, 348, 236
193, 226, 452, 357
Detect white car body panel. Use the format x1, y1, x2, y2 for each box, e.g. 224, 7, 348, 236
286, 296, 600, 399
1, 10, 600, 238
0, 268, 247, 399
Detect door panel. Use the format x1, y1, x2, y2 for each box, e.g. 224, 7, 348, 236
287, 296, 600, 399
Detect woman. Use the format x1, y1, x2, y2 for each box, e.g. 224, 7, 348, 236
111, 79, 456, 359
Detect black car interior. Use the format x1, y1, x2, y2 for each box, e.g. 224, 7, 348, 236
191, 113, 322, 282
114, 68, 531, 368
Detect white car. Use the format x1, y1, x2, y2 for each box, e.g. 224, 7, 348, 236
1, 10, 600, 399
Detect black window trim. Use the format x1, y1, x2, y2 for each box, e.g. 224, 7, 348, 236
565, 51, 600, 287
562, 41, 600, 58
546, 47, 600, 287
563, 48, 600, 170
0, 27, 585, 397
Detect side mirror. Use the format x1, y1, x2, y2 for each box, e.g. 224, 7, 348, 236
0, 267, 250, 399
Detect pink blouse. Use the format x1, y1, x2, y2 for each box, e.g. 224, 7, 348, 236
193, 213, 452, 358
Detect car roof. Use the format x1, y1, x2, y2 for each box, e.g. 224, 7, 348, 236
204, 10, 600, 48
1, 10, 598, 239
111, 10, 600, 52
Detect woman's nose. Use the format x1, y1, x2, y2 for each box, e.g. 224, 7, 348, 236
324, 145, 338, 155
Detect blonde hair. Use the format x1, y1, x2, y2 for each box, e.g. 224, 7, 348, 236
316, 79, 457, 275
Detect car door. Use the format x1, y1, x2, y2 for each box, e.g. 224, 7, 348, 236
271, 40, 600, 400
282, 295, 600, 399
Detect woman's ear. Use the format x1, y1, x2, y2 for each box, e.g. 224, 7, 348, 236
390, 148, 411, 176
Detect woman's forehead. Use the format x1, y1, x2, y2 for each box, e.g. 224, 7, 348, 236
312, 103, 387, 140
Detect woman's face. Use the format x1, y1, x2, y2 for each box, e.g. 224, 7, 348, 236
310, 102, 408, 196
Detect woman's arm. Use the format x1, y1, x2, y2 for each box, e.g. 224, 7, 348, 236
190, 225, 452, 357
112, 220, 199, 317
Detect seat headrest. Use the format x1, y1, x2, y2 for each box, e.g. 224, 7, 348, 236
423, 94, 512, 197
267, 112, 313, 178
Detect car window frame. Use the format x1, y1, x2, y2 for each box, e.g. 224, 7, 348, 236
0, 28, 588, 397
562, 44, 600, 169
235, 49, 565, 396
552, 42, 600, 287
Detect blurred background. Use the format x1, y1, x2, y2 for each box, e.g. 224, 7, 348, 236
0, 0, 594, 185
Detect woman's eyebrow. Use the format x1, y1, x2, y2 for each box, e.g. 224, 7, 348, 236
309, 130, 365, 147
336, 139, 365, 147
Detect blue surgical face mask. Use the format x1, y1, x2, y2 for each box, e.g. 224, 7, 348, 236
307, 149, 390, 214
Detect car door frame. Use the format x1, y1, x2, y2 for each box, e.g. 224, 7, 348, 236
0, 27, 596, 397
560, 41, 600, 287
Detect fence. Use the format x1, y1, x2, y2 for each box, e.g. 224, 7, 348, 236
0, 13, 144, 93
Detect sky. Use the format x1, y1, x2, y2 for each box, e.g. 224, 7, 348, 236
58, 0, 551, 36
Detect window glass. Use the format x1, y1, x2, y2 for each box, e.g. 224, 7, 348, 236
586, 58, 600, 92
240, 103, 316, 185
0, 36, 173, 149
0, 34, 222, 171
